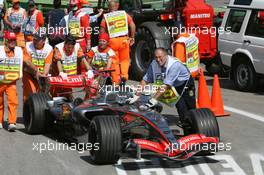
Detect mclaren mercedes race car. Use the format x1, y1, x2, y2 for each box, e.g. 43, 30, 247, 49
23, 75, 220, 165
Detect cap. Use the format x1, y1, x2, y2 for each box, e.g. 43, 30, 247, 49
33, 32, 47, 41
99, 33, 110, 41
4, 31, 16, 40
12, 0, 20, 3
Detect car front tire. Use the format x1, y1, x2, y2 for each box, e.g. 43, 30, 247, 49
88, 115, 122, 164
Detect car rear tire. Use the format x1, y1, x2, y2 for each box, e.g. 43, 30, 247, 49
23, 93, 52, 134
130, 28, 155, 81
233, 60, 257, 92
88, 115, 122, 164
184, 108, 220, 139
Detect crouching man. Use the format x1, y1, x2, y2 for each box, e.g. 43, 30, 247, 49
127, 48, 196, 122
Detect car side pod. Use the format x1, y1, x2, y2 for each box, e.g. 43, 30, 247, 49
132, 134, 219, 161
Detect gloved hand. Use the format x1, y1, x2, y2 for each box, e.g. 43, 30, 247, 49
144, 98, 159, 108
59, 72, 68, 80
126, 95, 140, 104
86, 70, 94, 79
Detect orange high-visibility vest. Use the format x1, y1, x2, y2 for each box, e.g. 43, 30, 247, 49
26, 42, 53, 73
55, 42, 80, 75
0, 46, 23, 84
172, 33, 200, 78
68, 11, 87, 38
104, 10, 129, 38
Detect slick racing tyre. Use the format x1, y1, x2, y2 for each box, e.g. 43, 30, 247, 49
184, 108, 220, 154
23, 93, 52, 134
88, 115, 122, 164
184, 108, 220, 138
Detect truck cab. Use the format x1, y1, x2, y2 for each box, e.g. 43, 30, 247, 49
218, 0, 264, 91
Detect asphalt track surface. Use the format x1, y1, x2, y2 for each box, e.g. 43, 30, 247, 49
1, 1, 264, 175
0, 74, 263, 175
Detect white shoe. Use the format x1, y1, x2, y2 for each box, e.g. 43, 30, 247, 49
8, 124, 16, 131
0, 123, 2, 129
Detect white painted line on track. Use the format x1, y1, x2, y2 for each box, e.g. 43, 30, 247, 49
115, 160, 128, 175
224, 106, 264, 123
115, 154, 264, 175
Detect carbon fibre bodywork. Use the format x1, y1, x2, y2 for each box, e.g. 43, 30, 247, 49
47, 87, 219, 160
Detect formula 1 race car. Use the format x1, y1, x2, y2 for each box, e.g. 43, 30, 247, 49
23, 76, 219, 164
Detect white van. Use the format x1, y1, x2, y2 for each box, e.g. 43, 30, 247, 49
218, 0, 264, 91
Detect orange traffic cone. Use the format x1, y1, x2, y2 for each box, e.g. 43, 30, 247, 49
197, 69, 212, 109
211, 74, 230, 117
196, 100, 199, 109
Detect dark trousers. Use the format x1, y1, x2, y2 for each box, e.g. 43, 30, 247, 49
175, 77, 196, 121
